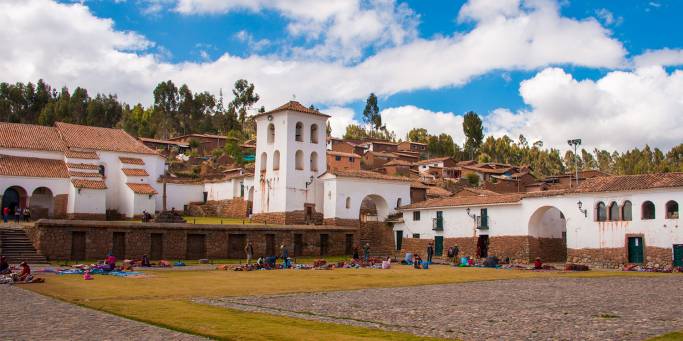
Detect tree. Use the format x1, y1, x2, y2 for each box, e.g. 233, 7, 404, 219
326, 121, 332, 136
152, 80, 179, 139
224, 129, 245, 165
463, 111, 483, 160
231, 79, 259, 131
343, 124, 369, 140
407, 128, 428, 143
362, 93, 382, 132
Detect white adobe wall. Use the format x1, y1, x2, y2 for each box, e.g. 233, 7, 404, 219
0, 176, 70, 198
68, 186, 106, 214
165, 183, 204, 211
323, 176, 410, 220
131, 192, 155, 217
253, 110, 327, 214
205, 180, 235, 201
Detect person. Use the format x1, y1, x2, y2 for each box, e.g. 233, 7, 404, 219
413, 254, 422, 269
0, 256, 10, 275
14, 206, 21, 223
452, 245, 460, 264
426, 242, 434, 264
352, 246, 359, 261
280, 244, 290, 268
533, 257, 543, 270
141, 254, 151, 267
141, 210, 148, 222
22, 207, 30, 222
104, 253, 117, 271
244, 241, 254, 264
17, 261, 31, 282
363, 243, 370, 263
2, 206, 8, 223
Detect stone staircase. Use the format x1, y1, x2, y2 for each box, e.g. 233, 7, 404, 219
0, 226, 48, 264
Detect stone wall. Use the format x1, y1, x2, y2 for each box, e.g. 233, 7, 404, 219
53, 194, 68, 219
323, 218, 359, 227
26, 220, 357, 261
188, 199, 249, 218
252, 209, 324, 225
568, 246, 673, 269
66, 213, 106, 220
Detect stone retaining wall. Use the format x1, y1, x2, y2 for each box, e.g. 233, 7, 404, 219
26, 220, 357, 261
252, 209, 324, 225
568, 246, 673, 269
188, 199, 249, 218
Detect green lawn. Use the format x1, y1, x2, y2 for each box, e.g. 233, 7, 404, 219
26, 266, 679, 340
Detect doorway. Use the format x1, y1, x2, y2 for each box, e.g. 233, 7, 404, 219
112, 232, 126, 259
627, 237, 644, 264
294, 234, 303, 256
265, 234, 275, 257
228, 234, 246, 259
345, 234, 354, 255
320, 234, 329, 256
674, 244, 683, 267
187, 234, 207, 260
395, 230, 403, 251
477, 235, 489, 258
305, 205, 313, 224
71, 231, 86, 260
150, 233, 163, 260
434, 236, 443, 256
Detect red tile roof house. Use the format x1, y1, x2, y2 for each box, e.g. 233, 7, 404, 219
393, 172, 683, 268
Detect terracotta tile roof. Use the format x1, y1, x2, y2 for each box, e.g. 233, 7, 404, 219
410, 181, 429, 189
67, 163, 100, 170
327, 151, 361, 158
121, 168, 149, 176
416, 157, 453, 165
55, 122, 157, 155
384, 159, 412, 166
126, 183, 157, 195
157, 176, 203, 184
69, 171, 102, 178
0, 154, 69, 178
369, 140, 398, 146
119, 157, 145, 165
426, 186, 453, 198
168, 133, 228, 141
574, 173, 683, 193
139, 137, 189, 147
0, 122, 66, 152
256, 101, 330, 118
403, 193, 523, 209
325, 170, 413, 182
366, 151, 397, 158
72, 179, 107, 190
64, 149, 99, 159
456, 187, 501, 196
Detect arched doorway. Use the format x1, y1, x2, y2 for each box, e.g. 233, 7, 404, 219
358, 195, 392, 256
528, 206, 567, 262
30, 187, 54, 218
2, 186, 28, 219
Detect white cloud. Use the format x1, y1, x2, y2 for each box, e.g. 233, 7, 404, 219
633, 48, 683, 68
594, 8, 622, 26
483, 67, 683, 151
233, 30, 271, 53
321, 106, 359, 137
0, 0, 628, 126
380, 106, 466, 143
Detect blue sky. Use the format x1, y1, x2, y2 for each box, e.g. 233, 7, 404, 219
3, 0, 683, 150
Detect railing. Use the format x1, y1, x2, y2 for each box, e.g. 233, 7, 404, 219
476, 216, 489, 230
432, 217, 443, 231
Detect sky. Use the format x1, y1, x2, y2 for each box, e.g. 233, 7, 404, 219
1, 0, 682, 152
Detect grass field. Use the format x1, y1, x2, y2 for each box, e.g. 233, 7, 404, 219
25, 266, 679, 340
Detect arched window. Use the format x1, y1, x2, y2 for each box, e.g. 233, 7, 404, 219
596, 202, 607, 222
642, 201, 655, 220
622, 201, 632, 221
310, 124, 319, 143
260, 152, 267, 172
310, 151, 318, 172
345, 197, 351, 209
666, 200, 679, 219
267, 123, 275, 144
295, 150, 304, 170
396, 198, 402, 208
608, 201, 619, 221
272, 150, 280, 171
295, 122, 303, 142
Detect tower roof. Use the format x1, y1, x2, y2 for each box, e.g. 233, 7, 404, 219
255, 101, 330, 119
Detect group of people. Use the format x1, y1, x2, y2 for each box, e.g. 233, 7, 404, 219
2, 206, 30, 224
244, 241, 292, 269
0, 256, 38, 283
141, 210, 154, 222
351, 243, 372, 263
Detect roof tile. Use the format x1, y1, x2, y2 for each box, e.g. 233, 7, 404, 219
0, 122, 66, 152
119, 157, 145, 165
126, 183, 157, 195
121, 168, 149, 176
72, 179, 107, 190
0, 154, 69, 178
55, 122, 157, 155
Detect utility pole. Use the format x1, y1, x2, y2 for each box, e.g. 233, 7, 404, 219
567, 139, 582, 188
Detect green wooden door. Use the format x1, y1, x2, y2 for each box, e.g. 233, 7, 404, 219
435, 211, 443, 230
395, 231, 403, 251
627, 237, 644, 264
673, 244, 683, 267
434, 236, 443, 256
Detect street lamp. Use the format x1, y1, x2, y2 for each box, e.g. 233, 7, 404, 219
567, 138, 582, 188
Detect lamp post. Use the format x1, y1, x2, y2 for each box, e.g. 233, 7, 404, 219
567, 138, 582, 188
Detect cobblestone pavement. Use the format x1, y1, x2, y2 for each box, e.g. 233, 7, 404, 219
1, 284, 205, 341
199, 276, 683, 341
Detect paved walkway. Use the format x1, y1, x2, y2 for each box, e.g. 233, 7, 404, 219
200, 276, 683, 341
0, 284, 205, 341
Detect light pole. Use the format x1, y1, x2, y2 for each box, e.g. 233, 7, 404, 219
567, 138, 581, 188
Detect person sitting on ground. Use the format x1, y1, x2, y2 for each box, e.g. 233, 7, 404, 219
0, 256, 10, 275
141, 254, 151, 267
141, 210, 148, 222
22, 207, 30, 222
104, 253, 117, 271
413, 254, 422, 269
17, 261, 31, 282
533, 257, 543, 270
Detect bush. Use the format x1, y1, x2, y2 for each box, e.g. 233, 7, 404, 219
466, 173, 480, 186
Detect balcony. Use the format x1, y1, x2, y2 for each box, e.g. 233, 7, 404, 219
432, 217, 443, 231
476, 216, 489, 230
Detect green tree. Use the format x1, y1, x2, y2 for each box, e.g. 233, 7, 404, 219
406, 128, 428, 143
152, 80, 179, 139
231, 79, 260, 131
362, 93, 382, 132
462, 111, 483, 160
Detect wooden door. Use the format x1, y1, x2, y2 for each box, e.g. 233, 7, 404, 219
673, 245, 683, 267
477, 235, 489, 258
228, 234, 246, 259
294, 234, 303, 256
395, 230, 403, 251
112, 232, 126, 259
434, 236, 443, 256
345, 234, 354, 255
628, 237, 644, 264
71, 231, 86, 260
186, 234, 206, 260
265, 234, 275, 257
150, 233, 163, 260
320, 234, 329, 256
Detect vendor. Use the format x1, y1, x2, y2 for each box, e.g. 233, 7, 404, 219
17, 261, 31, 282
533, 257, 543, 269
141, 254, 151, 267
0, 256, 10, 275
105, 253, 117, 271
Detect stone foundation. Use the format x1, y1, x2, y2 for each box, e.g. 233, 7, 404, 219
252, 209, 324, 225
53, 194, 68, 218
323, 218, 360, 227
188, 199, 249, 218
66, 213, 106, 220
26, 220, 357, 261
568, 246, 673, 269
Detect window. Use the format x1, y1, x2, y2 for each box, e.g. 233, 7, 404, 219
295, 122, 303, 142
310, 124, 318, 143
608, 202, 619, 221
596, 202, 607, 221
434, 211, 443, 231
413, 211, 420, 221
310, 151, 318, 172
267, 123, 275, 144
345, 197, 351, 209
98, 165, 106, 177
622, 201, 632, 221
272, 150, 280, 171
335, 156, 341, 161
349, 157, 354, 162
260, 152, 267, 172
480, 208, 488, 229
295, 150, 304, 170
666, 200, 679, 219
642, 201, 655, 220
412, 233, 420, 238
